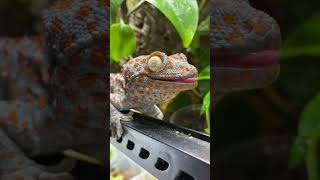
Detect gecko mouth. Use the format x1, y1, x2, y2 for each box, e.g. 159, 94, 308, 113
213, 50, 281, 68
150, 76, 198, 84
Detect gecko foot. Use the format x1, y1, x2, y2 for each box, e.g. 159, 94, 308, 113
110, 112, 133, 139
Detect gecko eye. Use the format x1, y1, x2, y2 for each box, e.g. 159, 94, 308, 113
148, 56, 163, 72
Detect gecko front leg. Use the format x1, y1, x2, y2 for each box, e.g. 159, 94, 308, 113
110, 103, 133, 139
0, 101, 73, 180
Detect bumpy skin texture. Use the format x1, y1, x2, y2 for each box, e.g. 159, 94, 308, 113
209, 0, 282, 98
0, 0, 109, 179
129, 0, 282, 103
110, 51, 198, 139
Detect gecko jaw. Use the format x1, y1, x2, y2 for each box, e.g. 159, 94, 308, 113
149, 76, 198, 84
213, 50, 281, 69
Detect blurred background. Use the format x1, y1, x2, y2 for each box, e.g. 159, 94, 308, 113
0, 0, 106, 179
214, 0, 320, 180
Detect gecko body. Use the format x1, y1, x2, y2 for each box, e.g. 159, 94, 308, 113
110, 51, 198, 138
0, 0, 108, 179
210, 0, 282, 100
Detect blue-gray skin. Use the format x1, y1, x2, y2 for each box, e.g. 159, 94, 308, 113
210, 0, 282, 101
0, 0, 109, 179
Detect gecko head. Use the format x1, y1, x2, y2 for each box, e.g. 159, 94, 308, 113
122, 51, 198, 104
210, 0, 282, 93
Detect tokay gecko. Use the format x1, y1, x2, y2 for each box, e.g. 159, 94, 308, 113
110, 51, 198, 139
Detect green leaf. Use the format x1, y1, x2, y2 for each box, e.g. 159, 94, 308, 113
289, 137, 308, 168
197, 16, 210, 35
166, 92, 192, 113
204, 127, 210, 135
198, 65, 210, 80
145, 0, 198, 47
110, 0, 125, 24
201, 91, 211, 135
282, 46, 320, 59
290, 92, 320, 168
283, 14, 320, 59
299, 92, 320, 138
110, 22, 137, 62
201, 91, 210, 115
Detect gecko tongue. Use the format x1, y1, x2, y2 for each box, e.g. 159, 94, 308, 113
214, 50, 281, 68
177, 77, 198, 83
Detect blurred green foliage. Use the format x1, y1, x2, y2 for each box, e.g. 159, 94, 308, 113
280, 14, 320, 179
110, 22, 136, 61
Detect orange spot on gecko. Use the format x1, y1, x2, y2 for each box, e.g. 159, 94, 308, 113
61, 33, 75, 50
53, 0, 74, 9
8, 112, 18, 125
138, 77, 144, 82
38, 96, 48, 109
223, 13, 237, 25
51, 19, 64, 34
77, 75, 97, 87
14, 90, 23, 98
0, 152, 15, 159
166, 61, 173, 69
74, 4, 93, 21
228, 31, 243, 43
87, 20, 99, 32
251, 20, 268, 35
65, 90, 78, 101
99, 0, 109, 7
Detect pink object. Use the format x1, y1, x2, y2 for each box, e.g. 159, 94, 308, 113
178, 77, 198, 83
214, 50, 281, 68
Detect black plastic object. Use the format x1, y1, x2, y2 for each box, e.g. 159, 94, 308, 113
110, 113, 211, 180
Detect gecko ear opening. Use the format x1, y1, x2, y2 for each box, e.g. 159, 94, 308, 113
148, 56, 163, 72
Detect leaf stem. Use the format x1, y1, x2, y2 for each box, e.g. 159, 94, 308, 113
205, 105, 210, 132
125, 0, 146, 21
197, 76, 210, 80
306, 137, 319, 180
199, 0, 206, 12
